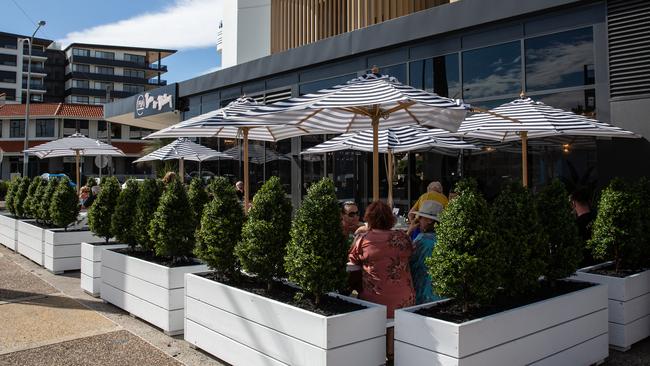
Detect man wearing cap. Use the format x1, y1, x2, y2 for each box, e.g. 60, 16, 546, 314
409, 200, 444, 304
407, 181, 448, 240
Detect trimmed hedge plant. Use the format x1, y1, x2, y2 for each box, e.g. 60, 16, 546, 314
188, 177, 209, 229
285, 178, 347, 305
112, 179, 140, 249
37, 178, 58, 225
195, 177, 244, 278
50, 178, 80, 229
134, 179, 162, 252
23, 177, 44, 218
5, 177, 18, 216
0, 180, 8, 201
149, 179, 196, 261
236, 176, 292, 289
88, 177, 121, 243
14, 177, 30, 218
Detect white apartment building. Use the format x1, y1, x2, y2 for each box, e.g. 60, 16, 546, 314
0, 31, 52, 103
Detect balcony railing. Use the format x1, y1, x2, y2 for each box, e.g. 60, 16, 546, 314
147, 79, 167, 86
22, 48, 47, 58
22, 81, 46, 90
23, 65, 46, 73
70, 55, 168, 72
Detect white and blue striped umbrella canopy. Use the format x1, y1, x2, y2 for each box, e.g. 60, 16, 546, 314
145, 97, 325, 142
302, 126, 478, 154
133, 138, 231, 163
238, 73, 469, 133
24, 133, 125, 159
458, 97, 638, 141
223, 143, 290, 164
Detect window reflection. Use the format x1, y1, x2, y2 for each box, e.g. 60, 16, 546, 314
525, 27, 594, 91
433, 54, 460, 98
299, 74, 356, 95
409, 59, 433, 92
462, 41, 521, 99
535, 89, 596, 117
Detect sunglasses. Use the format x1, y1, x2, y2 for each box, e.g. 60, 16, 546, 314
346, 211, 359, 218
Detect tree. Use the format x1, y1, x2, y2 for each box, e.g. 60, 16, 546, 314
5, 177, 18, 216
236, 176, 292, 288
536, 180, 582, 282
491, 182, 547, 296
0, 180, 9, 200
49, 178, 80, 229
37, 178, 58, 225
588, 179, 643, 272
427, 179, 502, 312
195, 177, 244, 277
86, 176, 97, 189
23, 177, 44, 218
31, 179, 48, 224
285, 178, 347, 305
134, 179, 162, 252
88, 177, 121, 243
111, 179, 140, 249
149, 179, 196, 261
636, 177, 650, 264
13, 177, 31, 218
187, 177, 208, 229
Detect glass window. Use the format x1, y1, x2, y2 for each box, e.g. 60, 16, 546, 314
462, 41, 522, 100
124, 53, 145, 64
95, 66, 114, 75
63, 120, 89, 136
35, 119, 55, 137
97, 121, 122, 139
534, 89, 596, 117
0, 71, 16, 83
124, 69, 145, 78
71, 95, 89, 104
123, 84, 145, 93
433, 53, 461, 98
525, 27, 594, 92
95, 50, 115, 60
0, 54, 16, 66
129, 126, 153, 140
95, 81, 113, 90
378, 64, 407, 84
72, 63, 90, 73
72, 48, 90, 57
10, 119, 25, 138
409, 59, 433, 92
299, 73, 356, 95
72, 79, 89, 88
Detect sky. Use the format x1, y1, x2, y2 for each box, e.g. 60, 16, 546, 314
3, 0, 223, 83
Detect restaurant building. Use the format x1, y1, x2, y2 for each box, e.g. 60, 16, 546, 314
105, 0, 650, 211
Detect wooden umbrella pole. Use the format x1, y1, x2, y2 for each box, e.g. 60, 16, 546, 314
521, 131, 529, 187
179, 157, 185, 183
243, 128, 250, 212
75, 150, 81, 195
372, 117, 380, 202
387, 150, 394, 208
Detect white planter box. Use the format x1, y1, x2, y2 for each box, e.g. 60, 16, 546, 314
81, 242, 129, 296
43, 229, 101, 274
0, 212, 18, 251
573, 262, 650, 351
100, 249, 209, 335
394, 282, 608, 366
16, 220, 45, 265
184, 273, 387, 366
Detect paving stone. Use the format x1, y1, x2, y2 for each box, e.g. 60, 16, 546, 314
0, 253, 57, 302
0, 294, 119, 354
604, 337, 650, 366
0, 330, 182, 366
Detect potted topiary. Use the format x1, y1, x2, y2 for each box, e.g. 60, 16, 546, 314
394, 179, 608, 366
573, 178, 649, 351
15, 177, 50, 265
88, 177, 121, 243
82, 178, 139, 296
0, 179, 9, 202
0, 177, 20, 251
101, 178, 207, 335
23, 176, 44, 219
187, 177, 208, 231
185, 177, 386, 366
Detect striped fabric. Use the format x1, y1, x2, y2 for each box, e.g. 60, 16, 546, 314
302, 126, 477, 154
222, 144, 290, 164
24, 133, 125, 159
145, 97, 326, 142
133, 138, 230, 163
239, 73, 469, 133
458, 97, 638, 141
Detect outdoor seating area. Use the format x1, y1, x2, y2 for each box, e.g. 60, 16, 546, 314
0, 69, 648, 366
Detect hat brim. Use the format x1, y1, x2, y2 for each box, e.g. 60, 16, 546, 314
415, 211, 439, 221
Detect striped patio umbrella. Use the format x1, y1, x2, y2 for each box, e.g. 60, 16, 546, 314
457, 96, 638, 186
133, 138, 231, 179
240, 69, 469, 201
302, 126, 477, 206
24, 133, 125, 193
223, 144, 290, 164
145, 97, 325, 209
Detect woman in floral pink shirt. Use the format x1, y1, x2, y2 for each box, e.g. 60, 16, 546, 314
348, 201, 415, 318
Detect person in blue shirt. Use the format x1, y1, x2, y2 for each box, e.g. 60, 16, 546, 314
409, 200, 444, 305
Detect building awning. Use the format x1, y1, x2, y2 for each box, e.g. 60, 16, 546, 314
104, 84, 181, 131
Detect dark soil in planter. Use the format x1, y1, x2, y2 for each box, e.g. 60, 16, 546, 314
114, 248, 203, 268
415, 280, 593, 324
586, 263, 648, 278
27, 221, 89, 232
200, 272, 366, 317
86, 241, 122, 246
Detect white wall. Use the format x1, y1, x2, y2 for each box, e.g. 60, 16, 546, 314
221, 0, 271, 69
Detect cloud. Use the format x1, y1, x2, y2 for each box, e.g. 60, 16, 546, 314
525, 40, 593, 90
59, 0, 223, 50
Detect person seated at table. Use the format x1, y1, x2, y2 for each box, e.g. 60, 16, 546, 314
410, 200, 444, 305
341, 201, 362, 245
79, 186, 90, 207
408, 181, 448, 240
82, 185, 100, 209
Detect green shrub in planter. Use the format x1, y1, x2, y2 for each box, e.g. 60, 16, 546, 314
285, 178, 347, 305
236, 176, 291, 288
492, 182, 547, 296
14, 177, 30, 218
149, 179, 196, 261
5, 177, 18, 216
535, 180, 582, 281
111, 179, 140, 249
49, 178, 80, 229
427, 178, 502, 311
134, 179, 162, 252
0, 180, 9, 201
88, 177, 121, 243
36, 178, 58, 225
31, 179, 48, 224
636, 177, 650, 263
188, 177, 208, 228
195, 177, 244, 277
589, 179, 643, 272
86, 176, 97, 189
23, 177, 44, 218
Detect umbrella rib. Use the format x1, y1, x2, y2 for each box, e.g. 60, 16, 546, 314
384, 101, 416, 115
344, 114, 358, 134
266, 126, 277, 141
471, 107, 522, 124
404, 107, 422, 126
296, 109, 324, 126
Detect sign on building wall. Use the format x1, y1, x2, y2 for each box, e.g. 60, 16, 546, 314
134, 84, 176, 118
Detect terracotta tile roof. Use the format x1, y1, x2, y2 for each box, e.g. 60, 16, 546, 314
0, 103, 103, 118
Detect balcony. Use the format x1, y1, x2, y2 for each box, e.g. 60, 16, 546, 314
22, 64, 46, 74
69, 55, 168, 72
22, 81, 46, 92
148, 79, 167, 86
65, 87, 135, 99
22, 48, 47, 58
